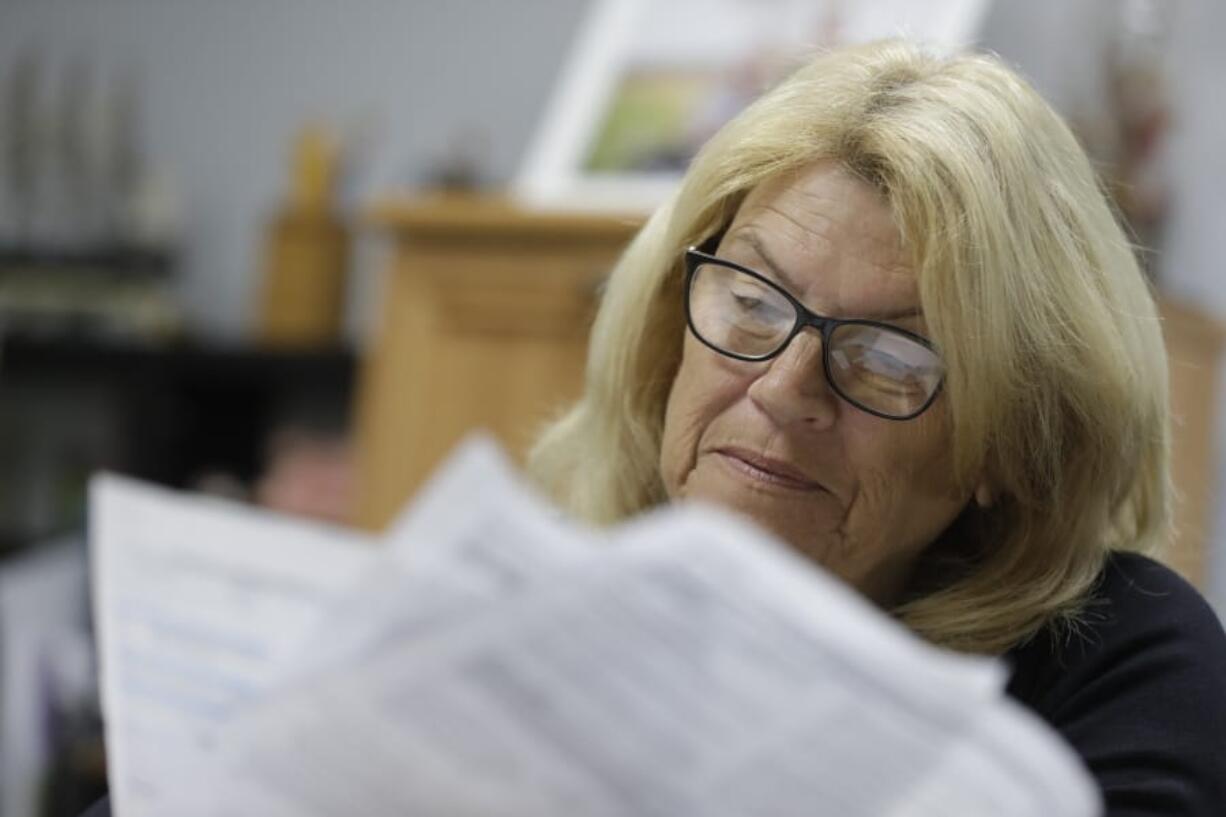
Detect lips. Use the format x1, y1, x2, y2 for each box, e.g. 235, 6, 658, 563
714, 447, 825, 492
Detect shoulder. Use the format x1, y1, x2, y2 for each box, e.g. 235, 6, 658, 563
1007, 551, 1226, 815
1008, 551, 1226, 712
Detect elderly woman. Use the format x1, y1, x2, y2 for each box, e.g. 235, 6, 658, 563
77, 40, 1224, 817
528, 41, 1226, 814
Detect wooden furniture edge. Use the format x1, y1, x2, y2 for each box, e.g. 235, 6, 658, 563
368, 194, 646, 242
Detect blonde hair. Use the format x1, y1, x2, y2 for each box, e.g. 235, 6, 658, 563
528, 41, 1171, 655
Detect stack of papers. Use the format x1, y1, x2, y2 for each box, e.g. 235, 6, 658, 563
90, 436, 1102, 817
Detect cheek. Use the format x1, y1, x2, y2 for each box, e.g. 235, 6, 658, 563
660, 339, 750, 496
842, 408, 966, 542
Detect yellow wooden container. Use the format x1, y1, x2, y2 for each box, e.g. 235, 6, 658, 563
257, 125, 349, 347
258, 210, 348, 346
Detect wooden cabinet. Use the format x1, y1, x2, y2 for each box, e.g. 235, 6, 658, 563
354, 195, 1224, 587
1161, 300, 1225, 584
353, 195, 641, 529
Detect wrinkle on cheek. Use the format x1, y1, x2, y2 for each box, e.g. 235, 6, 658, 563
758, 426, 801, 469
674, 407, 709, 489
836, 466, 897, 556
661, 383, 707, 497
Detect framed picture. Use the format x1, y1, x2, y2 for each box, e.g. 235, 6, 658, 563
513, 0, 991, 212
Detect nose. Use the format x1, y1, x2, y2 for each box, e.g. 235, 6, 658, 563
746, 328, 839, 429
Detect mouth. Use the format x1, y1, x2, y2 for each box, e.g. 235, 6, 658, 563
713, 447, 825, 493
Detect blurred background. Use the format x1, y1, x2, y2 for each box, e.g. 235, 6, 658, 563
0, 0, 1223, 814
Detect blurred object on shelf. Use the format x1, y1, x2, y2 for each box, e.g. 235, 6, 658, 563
1070, 0, 1175, 279
254, 428, 355, 525
0, 248, 182, 343
419, 125, 492, 192
258, 124, 350, 348
0, 52, 184, 345
1109, 0, 1173, 273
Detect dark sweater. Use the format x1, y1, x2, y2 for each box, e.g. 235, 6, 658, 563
1006, 551, 1226, 815
80, 552, 1226, 817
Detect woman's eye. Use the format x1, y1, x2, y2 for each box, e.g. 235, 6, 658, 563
730, 290, 784, 322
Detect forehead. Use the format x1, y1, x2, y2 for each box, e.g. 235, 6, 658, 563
720, 161, 918, 318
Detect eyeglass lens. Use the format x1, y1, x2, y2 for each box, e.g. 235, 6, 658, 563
687, 261, 943, 418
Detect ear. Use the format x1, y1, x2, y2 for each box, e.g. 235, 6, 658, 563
974, 481, 994, 509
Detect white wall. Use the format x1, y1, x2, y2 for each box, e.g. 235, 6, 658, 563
0, 0, 589, 339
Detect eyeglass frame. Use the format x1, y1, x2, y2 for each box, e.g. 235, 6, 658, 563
682, 243, 945, 421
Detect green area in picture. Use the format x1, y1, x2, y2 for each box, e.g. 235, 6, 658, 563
583, 69, 717, 173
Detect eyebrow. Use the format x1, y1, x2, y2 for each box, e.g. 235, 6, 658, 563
729, 229, 923, 324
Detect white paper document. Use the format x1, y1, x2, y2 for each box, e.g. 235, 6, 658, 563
90, 476, 376, 815
91, 435, 1102, 817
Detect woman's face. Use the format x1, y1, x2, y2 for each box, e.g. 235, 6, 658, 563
659, 161, 969, 605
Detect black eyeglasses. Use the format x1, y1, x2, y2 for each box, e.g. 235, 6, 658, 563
683, 246, 944, 421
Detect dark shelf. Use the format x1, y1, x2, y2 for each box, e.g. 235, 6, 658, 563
0, 335, 358, 555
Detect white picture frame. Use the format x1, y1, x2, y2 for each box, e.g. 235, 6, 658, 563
513, 0, 991, 213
